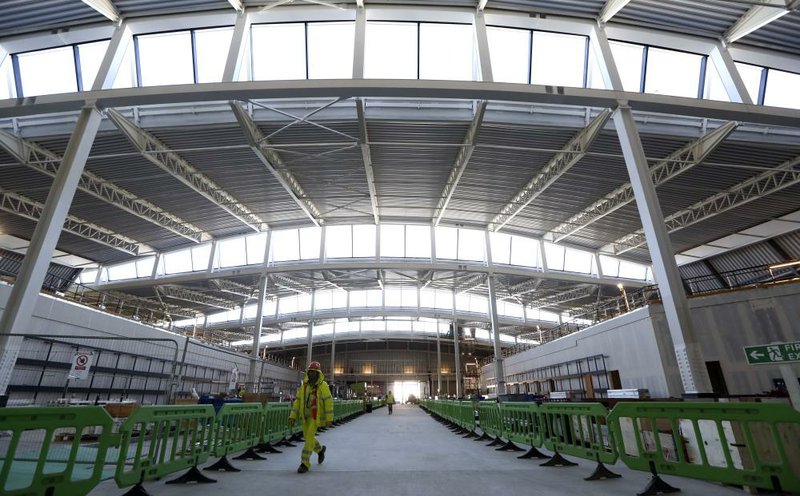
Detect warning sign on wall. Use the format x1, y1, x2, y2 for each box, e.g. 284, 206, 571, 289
69, 351, 93, 380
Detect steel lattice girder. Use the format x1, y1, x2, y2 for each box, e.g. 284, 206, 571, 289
356, 98, 380, 224
210, 278, 256, 298
106, 291, 196, 319
106, 108, 266, 232
158, 285, 239, 310
525, 285, 596, 309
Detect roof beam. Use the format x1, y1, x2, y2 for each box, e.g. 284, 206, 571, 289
106, 108, 265, 232
490, 108, 613, 232
527, 285, 595, 309
477, 0, 489, 11
227, 0, 245, 12
81, 0, 120, 23
724, 0, 793, 44
230, 103, 323, 226
107, 291, 196, 319
0, 130, 209, 243
433, 101, 487, 226
356, 99, 380, 224
0, 189, 147, 255
211, 278, 255, 299
605, 153, 800, 255
158, 285, 239, 310
598, 0, 633, 24
547, 121, 739, 243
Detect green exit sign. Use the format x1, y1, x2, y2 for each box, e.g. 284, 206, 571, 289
744, 342, 800, 365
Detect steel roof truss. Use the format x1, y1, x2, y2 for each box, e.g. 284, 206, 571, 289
159, 285, 238, 310
356, 99, 380, 224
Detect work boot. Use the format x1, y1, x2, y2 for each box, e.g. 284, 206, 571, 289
318, 445, 326, 464
297, 464, 309, 474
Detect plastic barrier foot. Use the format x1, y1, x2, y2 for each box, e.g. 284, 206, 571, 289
486, 436, 505, 447
462, 430, 478, 439
233, 448, 267, 461
496, 440, 525, 452
289, 432, 304, 442
540, 451, 578, 467
584, 461, 622, 481
474, 432, 493, 442
204, 456, 241, 472
166, 465, 217, 485
637, 475, 680, 496
121, 483, 153, 496
275, 438, 297, 447
517, 446, 550, 459
257, 442, 283, 454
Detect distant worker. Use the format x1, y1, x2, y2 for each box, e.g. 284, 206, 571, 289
289, 361, 333, 473
237, 384, 246, 398
386, 390, 395, 415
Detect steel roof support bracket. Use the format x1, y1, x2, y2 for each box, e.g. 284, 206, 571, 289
724, 0, 792, 44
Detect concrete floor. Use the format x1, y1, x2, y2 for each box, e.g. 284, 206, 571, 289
91, 404, 744, 496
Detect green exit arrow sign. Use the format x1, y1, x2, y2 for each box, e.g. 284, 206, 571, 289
744, 342, 800, 365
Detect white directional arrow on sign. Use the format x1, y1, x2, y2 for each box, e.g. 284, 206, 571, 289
750, 350, 765, 360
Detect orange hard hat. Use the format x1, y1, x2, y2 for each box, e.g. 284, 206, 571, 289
308, 361, 322, 371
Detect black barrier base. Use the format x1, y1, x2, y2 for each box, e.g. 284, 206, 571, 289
486, 436, 505, 447
585, 461, 622, 481
474, 432, 493, 442
289, 432, 304, 442
233, 448, 267, 461
540, 451, 578, 467
637, 475, 680, 496
165, 466, 217, 485
462, 431, 478, 439
204, 456, 241, 472
517, 446, 550, 459
496, 440, 525, 452
275, 438, 297, 447
121, 483, 153, 496
257, 442, 283, 454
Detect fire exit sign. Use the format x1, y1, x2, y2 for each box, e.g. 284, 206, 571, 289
744, 342, 800, 365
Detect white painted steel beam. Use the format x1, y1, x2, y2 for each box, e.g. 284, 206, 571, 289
490, 108, 613, 232
607, 153, 800, 255
107, 291, 196, 319
223, 10, 252, 82
487, 276, 506, 396
356, 99, 380, 224
613, 105, 712, 394
709, 42, 754, 104
249, 274, 268, 389
92, 22, 132, 91
525, 285, 595, 308
548, 121, 739, 243
81, 0, 120, 23
227, 0, 245, 12
210, 279, 255, 298
0, 130, 208, 243
433, 101, 487, 226
598, 0, 633, 23
107, 108, 266, 231
724, 1, 792, 44
159, 285, 239, 310
230, 103, 323, 226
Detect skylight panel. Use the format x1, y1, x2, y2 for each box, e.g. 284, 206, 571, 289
487, 26, 529, 84
252, 23, 306, 80
609, 41, 643, 92
195, 27, 234, 83
644, 47, 702, 98
531, 31, 586, 88
137, 31, 194, 86
419, 23, 475, 81
734, 62, 764, 104
77, 40, 110, 90
17, 46, 78, 96
307, 22, 355, 79
365, 22, 417, 79
764, 69, 800, 109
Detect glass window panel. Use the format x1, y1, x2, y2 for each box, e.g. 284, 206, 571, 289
353, 225, 376, 257
283, 328, 306, 340
315, 290, 333, 310
510, 236, 539, 267
251, 23, 306, 80
279, 296, 298, 314
243, 303, 257, 319
474, 328, 490, 340
500, 333, 516, 343
77, 40, 110, 90
362, 320, 384, 332
385, 288, 402, 306
544, 242, 565, 271
79, 269, 98, 284
458, 228, 485, 262
380, 225, 405, 257
265, 299, 277, 317
194, 27, 234, 83
315, 323, 334, 336
299, 227, 321, 259
191, 244, 212, 271
332, 290, 347, 308
470, 295, 487, 314
17, 46, 78, 96
365, 22, 417, 79
307, 22, 354, 79
245, 233, 267, 265
367, 289, 382, 307
297, 293, 312, 312
704, 60, 731, 102
586, 43, 607, 90
531, 31, 586, 88
490, 232, 512, 264
112, 41, 136, 88
350, 290, 367, 307
420, 288, 435, 308
599, 255, 619, 278
435, 227, 458, 259
391, 320, 412, 332
563, 247, 592, 274
764, 69, 800, 110
401, 287, 417, 307
219, 237, 246, 267
487, 26, 529, 84
0, 55, 15, 99
137, 31, 194, 86
336, 318, 359, 333
164, 249, 193, 274
734, 62, 763, 104
108, 261, 137, 280
609, 41, 643, 92
326, 225, 352, 258
405, 225, 431, 258
455, 293, 470, 311
434, 289, 453, 310
271, 229, 299, 262
644, 47, 702, 98
135, 257, 155, 278
618, 260, 647, 280
419, 23, 474, 81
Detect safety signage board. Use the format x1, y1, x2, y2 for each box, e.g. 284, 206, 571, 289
69, 351, 93, 380
744, 342, 800, 365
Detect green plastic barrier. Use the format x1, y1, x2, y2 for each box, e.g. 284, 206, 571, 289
457, 401, 476, 431
478, 401, 502, 437
115, 404, 215, 488
0, 406, 115, 496
263, 404, 292, 443
498, 402, 544, 448
209, 403, 264, 458
608, 402, 800, 493
540, 402, 617, 464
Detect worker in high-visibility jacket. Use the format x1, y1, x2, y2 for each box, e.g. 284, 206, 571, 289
289, 361, 334, 473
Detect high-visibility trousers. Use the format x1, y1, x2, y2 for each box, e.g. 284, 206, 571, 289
301, 418, 323, 468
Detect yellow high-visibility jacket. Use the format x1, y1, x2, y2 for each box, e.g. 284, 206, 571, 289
386, 392, 395, 404
290, 371, 334, 427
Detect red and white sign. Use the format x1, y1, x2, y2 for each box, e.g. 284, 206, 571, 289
69, 351, 93, 380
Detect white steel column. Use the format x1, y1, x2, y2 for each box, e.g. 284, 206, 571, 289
0, 106, 102, 394
249, 274, 268, 392
709, 42, 754, 104
223, 10, 252, 83
353, 4, 366, 79
330, 325, 336, 384
436, 319, 442, 397
473, 11, 493, 82
306, 292, 316, 366
452, 292, 462, 399
487, 276, 506, 396
613, 106, 712, 395
92, 22, 132, 90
